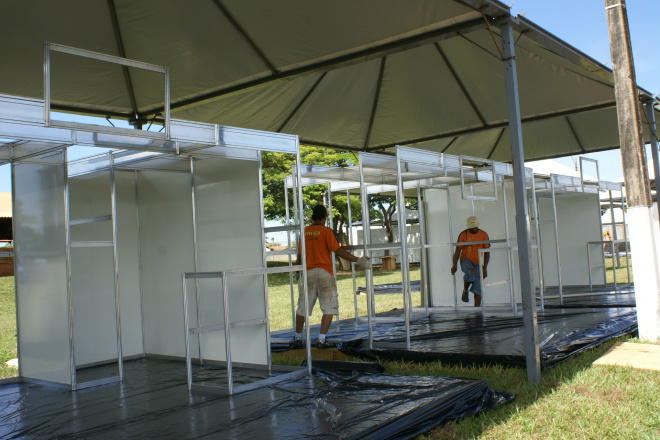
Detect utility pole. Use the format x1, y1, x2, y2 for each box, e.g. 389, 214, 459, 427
604, 0, 660, 341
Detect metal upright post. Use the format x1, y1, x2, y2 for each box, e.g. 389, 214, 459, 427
134, 171, 146, 354
446, 187, 458, 309
609, 190, 621, 269
359, 155, 374, 349
294, 146, 312, 374
550, 177, 563, 303
257, 153, 272, 372
501, 19, 541, 383
347, 189, 358, 325
644, 101, 660, 225
531, 175, 545, 309
190, 158, 203, 365
63, 148, 77, 388
621, 195, 631, 284
502, 180, 516, 313
395, 148, 411, 349
109, 153, 124, 381
327, 183, 339, 325
221, 274, 233, 395
182, 275, 192, 389
417, 184, 429, 316
9, 148, 22, 376
284, 171, 296, 331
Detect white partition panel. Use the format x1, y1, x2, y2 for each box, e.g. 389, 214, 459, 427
194, 158, 267, 365
559, 193, 603, 286
115, 171, 143, 357
69, 173, 117, 366
13, 154, 71, 385
424, 188, 454, 306
139, 171, 195, 357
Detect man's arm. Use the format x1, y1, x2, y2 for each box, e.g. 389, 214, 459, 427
334, 246, 357, 263
450, 231, 464, 274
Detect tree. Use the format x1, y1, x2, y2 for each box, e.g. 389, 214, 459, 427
261, 146, 363, 237
371, 195, 418, 256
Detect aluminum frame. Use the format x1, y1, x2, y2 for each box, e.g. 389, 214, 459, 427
44, 42, 171, 139
181, 257, 306, 394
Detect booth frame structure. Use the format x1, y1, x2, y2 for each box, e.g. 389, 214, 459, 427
0, 44, 317, 394
283, 146, 623, 350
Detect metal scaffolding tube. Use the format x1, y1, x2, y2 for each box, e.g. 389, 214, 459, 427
284, 166, 296, 332
9, 147, 23, 376
109, 153, 124, 381
221, 274, 233, 394
531, 175, 545, 309
416, 184, 429, 315
358, 155, 374, 348
134, 171, 146, 355
190, 158, 203, 364
294, 147, 313, 374
501, 180, 517, 314
347, 189, 358, 325
550, 177, 563, 303
395, 148, 411, 348
257, 153, 272, 372
63, 148, 76, 388
446, 186, 458, 310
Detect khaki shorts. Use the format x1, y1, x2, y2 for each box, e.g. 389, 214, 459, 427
297, 268, 338, 315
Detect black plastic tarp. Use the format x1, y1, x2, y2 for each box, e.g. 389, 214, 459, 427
0, 358, 512, 439
273, 307, 637, 369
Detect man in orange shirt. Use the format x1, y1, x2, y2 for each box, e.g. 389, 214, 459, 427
450, 216, 490, 307
293, 205, 371, 349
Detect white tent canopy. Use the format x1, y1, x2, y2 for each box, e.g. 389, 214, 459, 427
0, 0, 658, 161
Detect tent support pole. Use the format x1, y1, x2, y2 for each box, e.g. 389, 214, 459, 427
501, 19, 541, 384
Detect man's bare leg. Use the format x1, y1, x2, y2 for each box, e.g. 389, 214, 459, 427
319, 314, 333, 336
474, 294, 481, 307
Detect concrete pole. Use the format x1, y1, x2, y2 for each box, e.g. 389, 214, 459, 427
501, 19, 541, 383
605, 0, 660, 341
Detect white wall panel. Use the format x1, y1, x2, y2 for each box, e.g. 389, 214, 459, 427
69, 173, 117, 366
537, 193, 604, 286
13, 156, 71, 385
115, 171, 143, 357
193, 158, 267, 365
138, 170, 195, 358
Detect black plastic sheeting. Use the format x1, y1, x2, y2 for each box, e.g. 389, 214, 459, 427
356, 280, 421, 295
541, 292, 636, 309
272, 308, 637, 369
0, 358, 512, 439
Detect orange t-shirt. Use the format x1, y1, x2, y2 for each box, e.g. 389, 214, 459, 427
458, 229, 490, 265
298, 225, 340, 275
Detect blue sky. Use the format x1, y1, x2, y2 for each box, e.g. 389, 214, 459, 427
510, 1, 660, 181
1, 2, 657, 191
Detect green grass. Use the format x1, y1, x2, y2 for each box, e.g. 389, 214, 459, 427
0, 277, 17, 379
604, 255, 633, 285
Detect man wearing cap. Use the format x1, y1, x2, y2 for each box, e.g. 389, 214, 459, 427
293, 205, 371, 349
450, 216, 490, 307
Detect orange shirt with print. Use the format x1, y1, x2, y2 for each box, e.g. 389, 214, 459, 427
298, 225, 340, 275
458, 229, 490, 265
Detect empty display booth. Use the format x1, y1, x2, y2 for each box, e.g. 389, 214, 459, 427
2, 45, 309, 392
